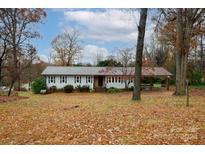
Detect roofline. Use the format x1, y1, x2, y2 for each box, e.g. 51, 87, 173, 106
41, 74, 173, 76
41, 66, 173, 76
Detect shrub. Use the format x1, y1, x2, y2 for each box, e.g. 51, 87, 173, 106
90, 89, 95, 93
75, 85, 81, 91
169, 78, 175, 85
0, 81, 4, 87
31, 77, 46, 94
192, 69, 203, 85
20, 87, 27, 91
188, 67, 203, 85
49, 86, 57, 93
128, 86, 134, 91
153, 84, 162, 88
107, 87, 120, 93
79, 85, 90, 92
64, 85, 74, 93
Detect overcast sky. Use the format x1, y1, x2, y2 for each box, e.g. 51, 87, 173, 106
34, 9, 154, 64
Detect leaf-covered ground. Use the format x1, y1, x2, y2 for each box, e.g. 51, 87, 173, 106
0, 90, 204, 144
0, 96, 28, 104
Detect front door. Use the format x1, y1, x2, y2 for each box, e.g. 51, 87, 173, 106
98, 76, 103, 87
94, 76, 104, 88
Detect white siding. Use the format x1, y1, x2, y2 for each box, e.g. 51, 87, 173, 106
73, 75, 94, 89
105, 76, 134, 89
46, 75, 94, 89
45, 75, 133, 90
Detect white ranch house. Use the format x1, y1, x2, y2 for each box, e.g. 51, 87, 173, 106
41, 66, 172, 90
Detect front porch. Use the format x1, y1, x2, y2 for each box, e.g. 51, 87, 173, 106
93, 76, 106, 92
92, 75, 171, 92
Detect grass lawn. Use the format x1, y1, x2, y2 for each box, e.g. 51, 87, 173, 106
0, 90, 204, 144
191, 84, 205, 89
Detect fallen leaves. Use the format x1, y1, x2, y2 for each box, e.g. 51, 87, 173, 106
0, 96, 28, 104
0, 90, 204, 144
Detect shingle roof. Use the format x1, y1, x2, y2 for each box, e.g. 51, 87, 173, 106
42, 66, 172, 76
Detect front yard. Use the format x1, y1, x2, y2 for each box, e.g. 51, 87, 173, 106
0, 90, 204, 144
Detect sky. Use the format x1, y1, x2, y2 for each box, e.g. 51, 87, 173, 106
33, 9, 154, 64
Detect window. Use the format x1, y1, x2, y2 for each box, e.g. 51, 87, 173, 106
48, 76, 55, 83
115, 76, 118, 83
118, 76, 121, 83
75, 76, 81, 83
60, 76, 63, 83
65, 76, 67, 83
60, 76, 67, 83
50, 76, 53, 83
112, 76, 114, 83
108, 76, 111, 83
121, 77, 124, 84
53, 76, 55, 83
86, 76, 91, 83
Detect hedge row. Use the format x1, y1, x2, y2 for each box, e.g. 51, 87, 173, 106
31, 77, 91, 94
31, 77, 124, 94
45, 85, 91, 93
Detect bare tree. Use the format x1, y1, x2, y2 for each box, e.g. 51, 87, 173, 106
0, 8, 46, 95
118, 47, 134, 89
20, 45, 38, 90
0, 34, 8, 83
95, 50, 104, 65
132, 8, 148, 101
144, 36, 170, 67
47, 52, 53, 65
0, 13, 10, 84
51, 29, 82, 66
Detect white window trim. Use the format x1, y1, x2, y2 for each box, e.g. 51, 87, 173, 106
112, 76, 114, 83
118, 76, 121, 83
60, 76, 67, 83
86, 76, 92, 83
115, 76, 118, 83
108, 76, 111, 83
130, 77, 133, 83
75, 76, 81, 83
48, 76, 55, 83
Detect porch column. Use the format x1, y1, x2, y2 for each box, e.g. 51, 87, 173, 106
166, 76, 170, 91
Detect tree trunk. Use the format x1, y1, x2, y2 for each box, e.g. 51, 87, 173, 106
175, 8, 187, 95
0, 62, 2, 84
8, 80, 15, 96
200, 35, 204, 72
28, 64, 31, 90
175, 49, 181, 95
132, 8, 148, 101
175, 8, 192, 95
17, 61, 21, 91
17, 76, 21, 91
